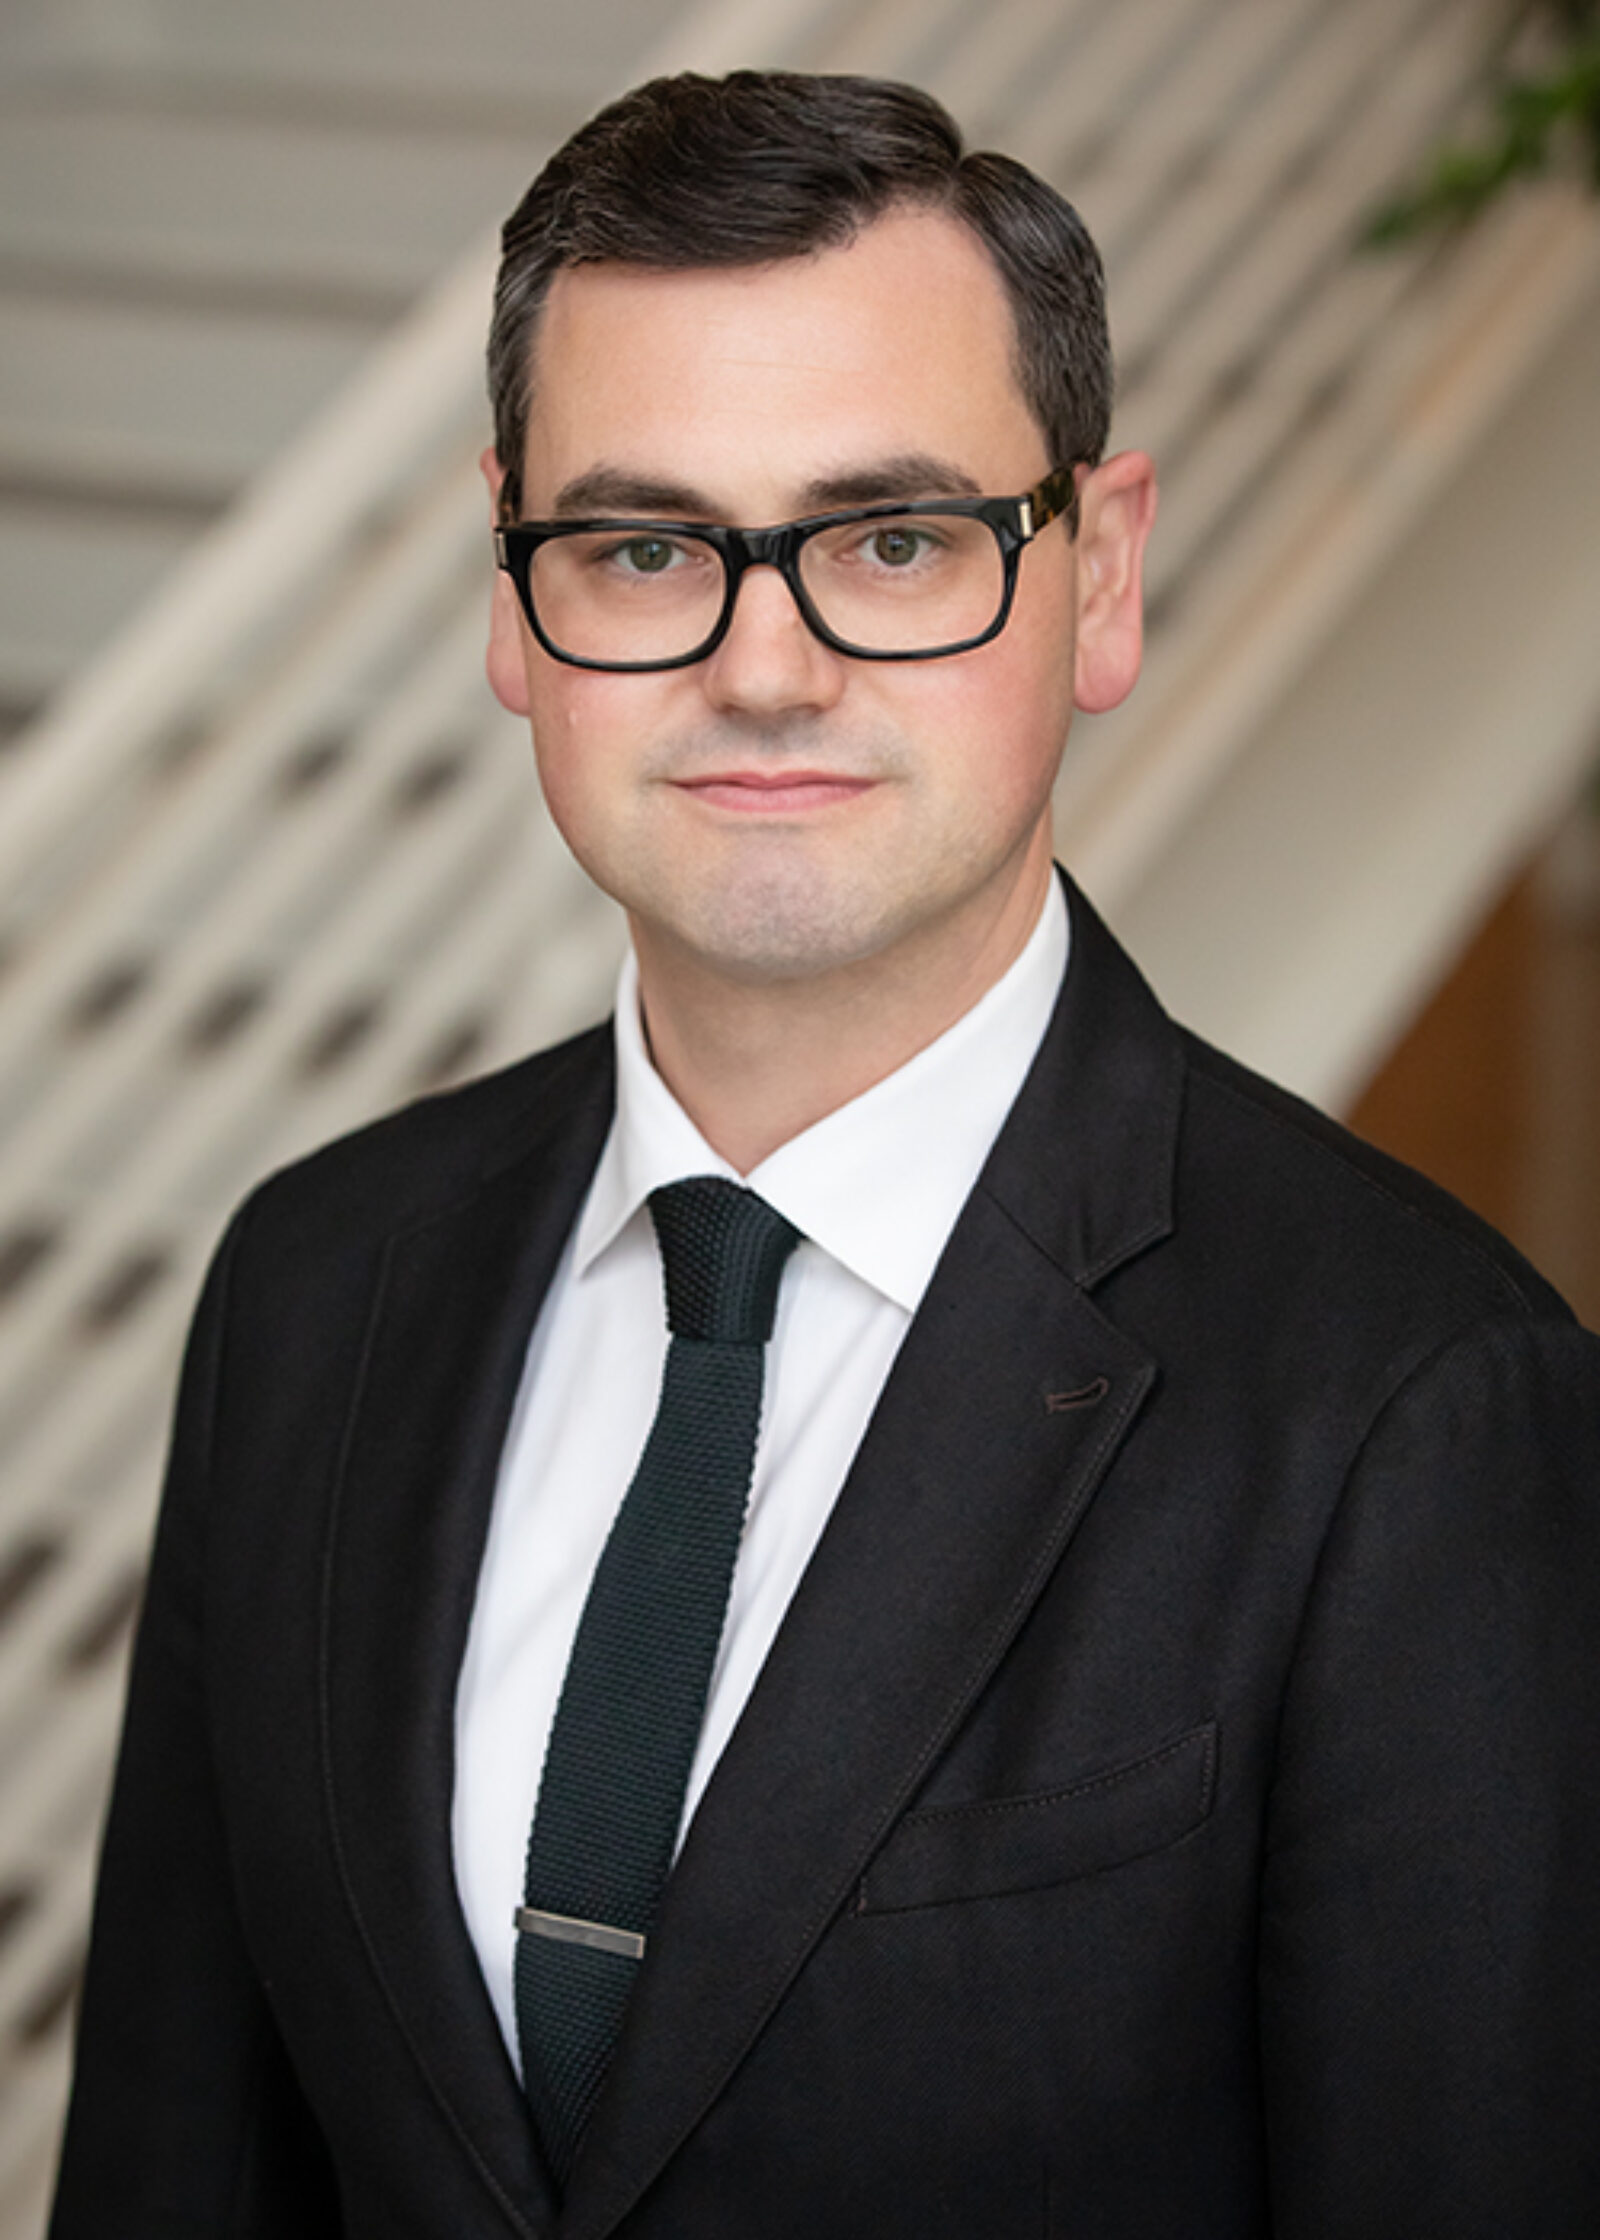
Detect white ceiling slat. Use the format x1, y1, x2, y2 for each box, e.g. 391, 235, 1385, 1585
811, 0, 970, 82
0, 232, 500, 898
0, 105, 557, 304
0, 613, 497, 1236
0, 506, 197, 712
0, 460, 488, 1063
0, 740, 532, 1401
0, 2044, 74, 2237
1144, 382, 1315, 610
0, 1684, 127, 1911
1108, 0, 1436, 373
922, 0, 1100, 133
1004, 0, 1225, 183
1062, 188, 1600, 918
1074, 0, 1333, 259
1117, 277, 1600, 1109
1163, 1, 1508, 394
0, 296, 376, 504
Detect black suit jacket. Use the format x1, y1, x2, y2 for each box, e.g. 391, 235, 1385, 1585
51, 879, 1600, 2238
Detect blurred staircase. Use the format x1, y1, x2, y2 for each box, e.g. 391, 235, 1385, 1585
0, 0, 699, 739
0, 4, 700, 2222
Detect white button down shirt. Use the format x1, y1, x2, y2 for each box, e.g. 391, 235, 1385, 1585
453, 879, 1070, 2063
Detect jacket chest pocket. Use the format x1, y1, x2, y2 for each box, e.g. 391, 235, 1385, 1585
858, 1722, 1217, 1915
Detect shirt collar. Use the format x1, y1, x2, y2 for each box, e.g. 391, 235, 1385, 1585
574, 877, 1070, 1314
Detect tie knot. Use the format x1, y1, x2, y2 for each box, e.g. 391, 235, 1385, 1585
648, 1177, 800, 1343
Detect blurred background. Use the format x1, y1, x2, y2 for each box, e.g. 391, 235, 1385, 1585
1, 0, 1597, 2227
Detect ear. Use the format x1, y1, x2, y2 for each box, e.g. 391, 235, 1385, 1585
481, 445, 531, 718
1071, 450, 1158, 715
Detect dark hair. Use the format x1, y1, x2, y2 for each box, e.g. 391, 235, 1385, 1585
488, 70, 1112, 520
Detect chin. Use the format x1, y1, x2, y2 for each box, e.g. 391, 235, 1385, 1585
652, 867, 921, 987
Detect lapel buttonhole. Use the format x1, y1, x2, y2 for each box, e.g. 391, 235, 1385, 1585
1044, 1377, 1110, 1413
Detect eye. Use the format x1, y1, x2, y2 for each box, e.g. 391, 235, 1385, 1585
867, 526, 929, 567
613, 536, 680, 575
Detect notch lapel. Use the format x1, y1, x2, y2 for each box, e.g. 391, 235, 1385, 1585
318, 1052, 612, 2236
559, 877, 1184, 2239
561, 1216, 1153, 2240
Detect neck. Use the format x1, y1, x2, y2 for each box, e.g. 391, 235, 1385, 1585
632, 855, 1055, 1174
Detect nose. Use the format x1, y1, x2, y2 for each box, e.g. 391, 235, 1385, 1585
699, 563, 846, 719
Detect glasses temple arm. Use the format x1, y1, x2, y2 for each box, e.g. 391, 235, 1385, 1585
1019, 465, 1081, 541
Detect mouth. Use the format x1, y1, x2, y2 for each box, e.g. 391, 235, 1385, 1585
671, 770, 878, 815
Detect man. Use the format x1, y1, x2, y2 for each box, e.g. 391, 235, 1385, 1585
51, 70, 1600, 2239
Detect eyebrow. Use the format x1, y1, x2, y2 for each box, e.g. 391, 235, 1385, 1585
549, 452, 986, 522
552, 468, 717, 518
799, 454, 984, 509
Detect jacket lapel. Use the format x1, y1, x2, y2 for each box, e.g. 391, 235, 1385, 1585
559, 880, 1184, 2239
319, 1039, 613, 2236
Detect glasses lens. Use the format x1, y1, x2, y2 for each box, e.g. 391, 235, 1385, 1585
528, 528, 726, 665
797, 512, 1005, 654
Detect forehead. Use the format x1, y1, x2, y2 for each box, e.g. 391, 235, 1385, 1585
521, 206, 1046, 515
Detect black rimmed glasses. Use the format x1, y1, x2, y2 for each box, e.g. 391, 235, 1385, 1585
493, 466, 1080, 672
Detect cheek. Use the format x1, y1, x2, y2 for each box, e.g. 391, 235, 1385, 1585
526, 674, 606, 837
902, 633, 1073, 821
525, 671, 664, 848
1012, 565, 1079, 697
990, 594, 1078, 781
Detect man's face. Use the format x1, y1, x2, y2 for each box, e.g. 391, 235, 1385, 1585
487, 206, 1140, 998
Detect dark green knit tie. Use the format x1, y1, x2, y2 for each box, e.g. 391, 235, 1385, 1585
515, 1175, 800, 2183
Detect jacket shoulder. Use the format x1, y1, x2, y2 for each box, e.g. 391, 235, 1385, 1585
1175, 1027, 1572, 1331
231, 1020, 614, 1252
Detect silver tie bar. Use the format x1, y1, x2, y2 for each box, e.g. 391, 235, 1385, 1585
515, 1906, 646, 1962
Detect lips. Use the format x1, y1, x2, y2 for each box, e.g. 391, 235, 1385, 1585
672, 771, 877, 814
